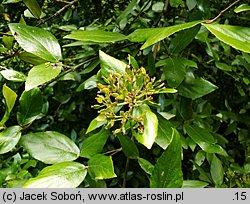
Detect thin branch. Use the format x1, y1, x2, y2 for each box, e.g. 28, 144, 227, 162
41, 56, 97, 88
0, 32, 12, 37
37, 0, 79, 26
122, 157, 130, 188
206, 0, 241, 23
104, 148, 122, 156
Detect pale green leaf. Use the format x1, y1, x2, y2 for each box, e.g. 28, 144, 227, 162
20, 131, 80, 164
150, 128, 183, 187
182, 180, 209, 188
86, 114, 107, 134
0, 70, 26, 82
88, 154, 117, 180
138, 157, 154, 175
25, 63, 62, 91
80, 128, 109, 158
64, 30, 126, 43
234, 4, 250, 13
117, 0, 139, 22
202, 23, 250, 54
186, 0, 197, 10
210, 154, 224, 186
152, 2, 164, 12
17, 88, 43, 126
77, 75, 97, 91
9, 23, 62, 62
0, 126, 22, 154
23, 162, 87, 188
23, 0, 41, 19
133, 104, 158, 149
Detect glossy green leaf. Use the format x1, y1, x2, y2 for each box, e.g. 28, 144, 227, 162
88, 154, 117, 180
9, 23, 62, 62
18, 51, 47, 65
17, 88, 43, 126
23, 0, 41, 19
118, 134, 139, 159
215, 62, 232, 71
0, 84, 17, 126
77, 75, 97, 91
202, 23, 250, 54
170, 0, 182, 8
0, 126, 22, 154
234, 4, 250, 13
20, 131, 80, 164
128, 20, 202, 49
169, 25, 200, 54
99, 50, 126, 78
155, 112, 173, 149
178, 75, 218, 100
2, 0, 22, 3
24, 9, 46, 19
210, 154, 224, 186
64, 30, 126, 43
150, 128, 183, 187
186, 0, 197, 10
152, 2, 164, 12
133, 104, 158, 149
138, 157, 154, 175
0, 70, 26, 82
184, 124, 228, 156
182, 180, 209, 188
117, 0, 139, 22
80, 128, 109, 159
25, 63, 62, 91
23, 162, 87, 188
86, 114, 107, 134
163, 58, 186, 87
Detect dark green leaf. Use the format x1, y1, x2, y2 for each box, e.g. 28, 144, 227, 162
99, 50, 126, 78
155, 112, 173, 149
178, 74, 218, 99
118, 134, 139, 159
88, 154, 117, 180
20, 131, 80, 164
0, 126, 22, 154
210, 154, 224, 186
23, 162, 87, 188
64, 30, 127, 43
184, 124, 228, 156
80, 128, 109, 159
202, 23, 250, 54
18, 51, 47, 65
138, 157, 154, 175
9, 23, 62, 62
150, 128, 183, 187
25, 63, 62, 91
163, 58, 186, 87
169, 25, 200, 54
17, 88, 43, 126
23, 0, 41, 19
117, 0, 139, 22
170, 0, 182, 8
0, 70, 26, 82
215, 62, 232, 71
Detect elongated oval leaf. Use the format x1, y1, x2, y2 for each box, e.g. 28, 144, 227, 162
178, 75, 217, 100
128, 20, 203, 50
99, 50, 126, 78
9, 23, 62, 62
0, 70, 26, 82
64, 30, 127, 43
17, 88, 43, 126
150, 128, 183, 187
23, 162, 87, 188
182, 180, 209, 188
138, 157, 154, 175
20, 131, 80, 164
155, 112, 173, 149
210, 154, 224, 186
23, 0, 41, 19
184, 124, 227, 156
80, 128, 109, 159
86, 114, 107, 134
88, 154, 117, 180
234, 4, 250, 13
202, 23, 250, 54
0, 126, 22, 154
133, 104, 158, 149
0, 84, 17, 126
118, 134, 139, 159
25, 63, 62, 91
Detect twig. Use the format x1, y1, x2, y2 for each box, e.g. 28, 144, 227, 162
122, 157, 130, 188
41, 56, 97, 88
206, 0, 241, 23
104, 148, 122, 156
37, 0, 79, 26
0, 32, 12, 37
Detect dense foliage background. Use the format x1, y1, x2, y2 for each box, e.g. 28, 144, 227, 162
0, 0, 249, 188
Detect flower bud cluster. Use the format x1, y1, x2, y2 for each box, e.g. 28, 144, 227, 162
93, 65, 167, 135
